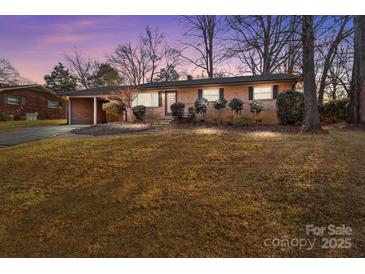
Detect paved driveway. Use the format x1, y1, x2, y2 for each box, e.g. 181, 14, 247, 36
0, 125, 86, 147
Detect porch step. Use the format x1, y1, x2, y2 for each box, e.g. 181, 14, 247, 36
153, 119, 173, 127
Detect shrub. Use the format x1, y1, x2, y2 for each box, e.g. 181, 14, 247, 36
132, 105, 147, 121
276, 91, 304, 125
228, 98, 244, 116
187, 107, 196, 121
0, 112, 13, 121
250, 100, 264, 113
170, 102, 185, 121
250, 100, 265, 125
214, 98, 227, 114
194, 98, 209, 117
102, 101, 126, 118
319, 98, 349, 123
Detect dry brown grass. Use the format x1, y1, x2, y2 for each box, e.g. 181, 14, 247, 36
0, 128, 364, 257
0, 119, 67, 133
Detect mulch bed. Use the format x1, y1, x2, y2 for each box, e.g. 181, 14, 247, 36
70, 122, 153, 136
172, 122, 302, 133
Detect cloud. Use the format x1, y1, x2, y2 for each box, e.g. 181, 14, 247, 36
39, 33, 96, 46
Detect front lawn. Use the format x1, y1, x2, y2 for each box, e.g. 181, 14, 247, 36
0, 128, 364, 257
0, 119, 67, 133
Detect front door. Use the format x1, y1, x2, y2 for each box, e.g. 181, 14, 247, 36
165, 91, 176, 115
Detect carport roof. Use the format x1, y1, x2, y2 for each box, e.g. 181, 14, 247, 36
60, 73, 300, 96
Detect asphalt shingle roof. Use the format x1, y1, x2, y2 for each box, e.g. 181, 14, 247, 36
60, 74, 300, 96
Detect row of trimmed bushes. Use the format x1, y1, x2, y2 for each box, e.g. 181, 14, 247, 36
102, 91, 349, 125
171, 98, 265, 122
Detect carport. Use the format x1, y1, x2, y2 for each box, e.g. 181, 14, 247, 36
67, 96, 107, 125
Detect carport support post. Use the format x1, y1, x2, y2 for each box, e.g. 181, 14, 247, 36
68, 97, 72, 125
93, 96, 97, 125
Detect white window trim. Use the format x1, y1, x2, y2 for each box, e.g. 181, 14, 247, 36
202, 88, 220, 102
6, 95, 22, 105
253, 86, 273, 100
48, 100, 61, 109
132, 92, 159, 108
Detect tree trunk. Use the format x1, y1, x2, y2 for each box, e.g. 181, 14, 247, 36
302, 16, 322, 132
349, 16, 365, 123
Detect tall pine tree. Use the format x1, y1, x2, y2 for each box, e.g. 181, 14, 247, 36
44, 63, 77, 94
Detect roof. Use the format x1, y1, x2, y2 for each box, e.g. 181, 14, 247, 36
61, 74, 300, 96
0, 84, 66, 101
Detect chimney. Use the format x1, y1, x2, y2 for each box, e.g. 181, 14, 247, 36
187, 75, 193, 81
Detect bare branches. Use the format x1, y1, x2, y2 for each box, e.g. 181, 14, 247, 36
226, 15, 301, 75
0, 58, 27, 85
316, 16, 354, 106
179, 16, 224, 78
109, 42, 148, 86
64, 49, 99, 89
109, 27, 165, 85
142, 26, 165, 82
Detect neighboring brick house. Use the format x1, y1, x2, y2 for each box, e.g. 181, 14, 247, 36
0, 84, 67, 120
61, 74, 300, 125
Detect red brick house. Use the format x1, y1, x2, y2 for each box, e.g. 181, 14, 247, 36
0, 84, 66, 120
61, 74, 300, 125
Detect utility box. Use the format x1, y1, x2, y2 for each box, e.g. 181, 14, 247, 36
26, 112, 38, 121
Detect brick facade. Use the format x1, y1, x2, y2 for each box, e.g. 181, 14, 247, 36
141, 81, 295, 124
0, 89, 66, 119
67, 80, 297, 125
70, 98, 106, 124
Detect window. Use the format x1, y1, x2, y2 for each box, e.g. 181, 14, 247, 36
48, 100, 61, 109
5, 95, 22, 105
202, 88, 219, 102
253, 86, 273, 100
132, 92, 159, 107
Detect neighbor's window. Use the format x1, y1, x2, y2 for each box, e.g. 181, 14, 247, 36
5, 95, 22, 105
203, 88, 219, 102
48, 100, 61, 109
253, 86, 273, 100
132, 92, 159, 107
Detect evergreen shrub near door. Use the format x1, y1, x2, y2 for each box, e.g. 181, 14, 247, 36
194, 98, 209, 117
276, 91, 304, 125
170, 102, 185, 121
132, 105, 146, 121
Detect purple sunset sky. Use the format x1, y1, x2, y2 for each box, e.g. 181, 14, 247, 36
0, 16, 185, 84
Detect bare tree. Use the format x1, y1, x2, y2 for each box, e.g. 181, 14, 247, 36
64, 49, 99, 89
101, 87, 137, 122
302, 16, 322, 132
349, 16, 365, 123
0, 58, 21, 85
142, 26, 165, 82
109, 42, 149, 86
108, 27, 165, 86
179, 16, 223, 78
326, 44, 353, 99
226, 16, 301, 75
316, 16, 353, 106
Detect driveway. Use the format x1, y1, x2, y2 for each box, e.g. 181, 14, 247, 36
0, 125, 86, 147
